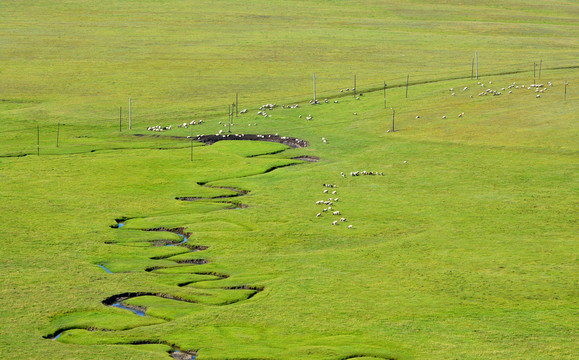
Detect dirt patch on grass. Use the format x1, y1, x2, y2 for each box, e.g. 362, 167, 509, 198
143, 226, 191, 238
176, 259, 209, 265
292, 155, 320, 162
192, 133, 308, 148
171, 350, 196, 360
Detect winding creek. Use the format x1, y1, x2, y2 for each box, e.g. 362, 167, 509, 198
45, 139, 313, 359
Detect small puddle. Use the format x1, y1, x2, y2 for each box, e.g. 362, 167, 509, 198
52, 331, 63, 340
167, 235, 187, 247
112, 302, 145, 316
97, 264, 113, 274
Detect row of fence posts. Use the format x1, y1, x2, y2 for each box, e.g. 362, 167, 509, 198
30, 55, 573, 156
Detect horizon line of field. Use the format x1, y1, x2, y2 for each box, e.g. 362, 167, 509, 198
1, 61, 576, 157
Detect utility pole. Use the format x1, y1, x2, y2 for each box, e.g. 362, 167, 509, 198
228, 104, 232, 133
353, 74, 357, 97
37, 125, 40, 156
383, 81, 387, 109
405, 75, 409, 98
392, 109, 396, 132
313, 73, 316, 101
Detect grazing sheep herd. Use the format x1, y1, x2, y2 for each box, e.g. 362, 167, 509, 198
350, 170, 384, 176
316, 183, 350, 228
147, 120, 203, 132
410, 80, 557, 125
314, 170, 385, 229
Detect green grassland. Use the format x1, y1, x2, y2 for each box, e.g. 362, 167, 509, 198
0, 1, 578, 359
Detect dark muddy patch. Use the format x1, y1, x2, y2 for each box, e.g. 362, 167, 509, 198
126, 340, 197, 360
176, 259, 209, 265
223, 201, 249, 209
292, 155, 320, 162
151, 240, 182, 247
171, 350, 196, 360
149, 251, 191, 260
143, 227, 191, 238
182, 244, 209, 251
192, 133, 308, 148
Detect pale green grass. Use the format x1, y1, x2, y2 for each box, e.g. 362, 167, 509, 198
0, 1, 577, 359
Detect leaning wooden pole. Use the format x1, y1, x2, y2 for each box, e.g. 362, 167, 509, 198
313, 73, 316, 101
383, 81, 386, 109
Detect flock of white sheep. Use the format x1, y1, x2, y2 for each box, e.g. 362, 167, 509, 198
424, 80, 556, 121
315, 183, 352, 228
146, 120, 204, 132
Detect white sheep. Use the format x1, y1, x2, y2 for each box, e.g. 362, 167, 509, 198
340, 218, 347, 222
348, 225, 353, 229
332, 221, 338, 225
333, 211, 340, 215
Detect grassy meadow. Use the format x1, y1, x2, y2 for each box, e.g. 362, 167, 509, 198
0, 1, 578, 359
